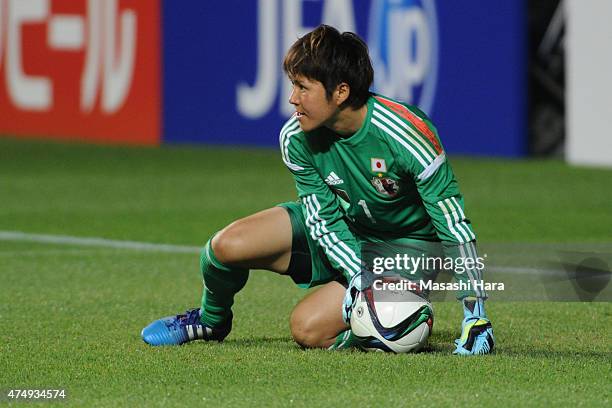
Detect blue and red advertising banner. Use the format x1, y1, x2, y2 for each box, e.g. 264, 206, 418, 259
0, 0, 525, 156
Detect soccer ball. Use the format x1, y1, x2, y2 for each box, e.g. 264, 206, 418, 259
350, 280, 434, 353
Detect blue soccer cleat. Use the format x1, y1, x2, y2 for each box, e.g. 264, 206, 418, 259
141, 308, 232, 346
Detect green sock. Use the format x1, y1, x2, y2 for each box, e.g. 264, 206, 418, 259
199, 238, 249, 327
328, 330, 361, 350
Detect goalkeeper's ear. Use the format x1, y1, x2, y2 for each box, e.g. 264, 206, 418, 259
333, 82, 351, 107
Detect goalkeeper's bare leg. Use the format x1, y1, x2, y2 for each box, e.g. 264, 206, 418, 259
141, 207, 347, 347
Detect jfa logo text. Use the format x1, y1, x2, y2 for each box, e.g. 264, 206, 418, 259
236, 0, 438, 119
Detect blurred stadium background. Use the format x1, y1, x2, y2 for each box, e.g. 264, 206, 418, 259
1, 1, 610, 406
0, 0, 610, 164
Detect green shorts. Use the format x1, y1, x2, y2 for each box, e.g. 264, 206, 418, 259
278, 201, 343, 288
278, 201, 444, 289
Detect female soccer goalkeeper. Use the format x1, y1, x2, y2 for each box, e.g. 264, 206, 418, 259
142, 24, 495, 355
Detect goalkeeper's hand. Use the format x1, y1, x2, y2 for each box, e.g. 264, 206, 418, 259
342, 273, 364, 324
453, 317, 495, 355
453, 297, 495, 355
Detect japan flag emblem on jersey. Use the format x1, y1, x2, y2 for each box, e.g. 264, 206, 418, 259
371, 158, 387, 173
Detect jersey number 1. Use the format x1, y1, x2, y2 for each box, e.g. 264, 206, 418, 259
357, 200, 376, 224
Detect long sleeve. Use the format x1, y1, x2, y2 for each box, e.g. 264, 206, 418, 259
280, 121, 362, 282
397, 111, 486, 299
413, 157, 486, 296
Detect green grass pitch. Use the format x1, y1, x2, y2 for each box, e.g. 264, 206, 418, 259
0, 138, 610, 406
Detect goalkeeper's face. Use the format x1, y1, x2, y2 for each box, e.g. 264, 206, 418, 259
288, 75, 343, 133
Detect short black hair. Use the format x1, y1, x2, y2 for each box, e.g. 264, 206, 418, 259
283, 24, 374, 109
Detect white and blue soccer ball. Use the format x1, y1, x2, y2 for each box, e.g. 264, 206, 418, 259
350, 280, 434, 353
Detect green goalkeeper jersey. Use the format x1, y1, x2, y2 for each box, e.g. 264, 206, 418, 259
280, 93, 478, 283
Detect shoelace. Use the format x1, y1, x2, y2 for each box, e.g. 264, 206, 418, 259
179, 309, 202, 324
166, 309, 201, 329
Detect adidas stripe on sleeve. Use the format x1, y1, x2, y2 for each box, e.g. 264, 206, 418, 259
279, 117, 362, 280
372, 96, 476, 245
371, 96, 446, 182
371, 95, 485, 297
